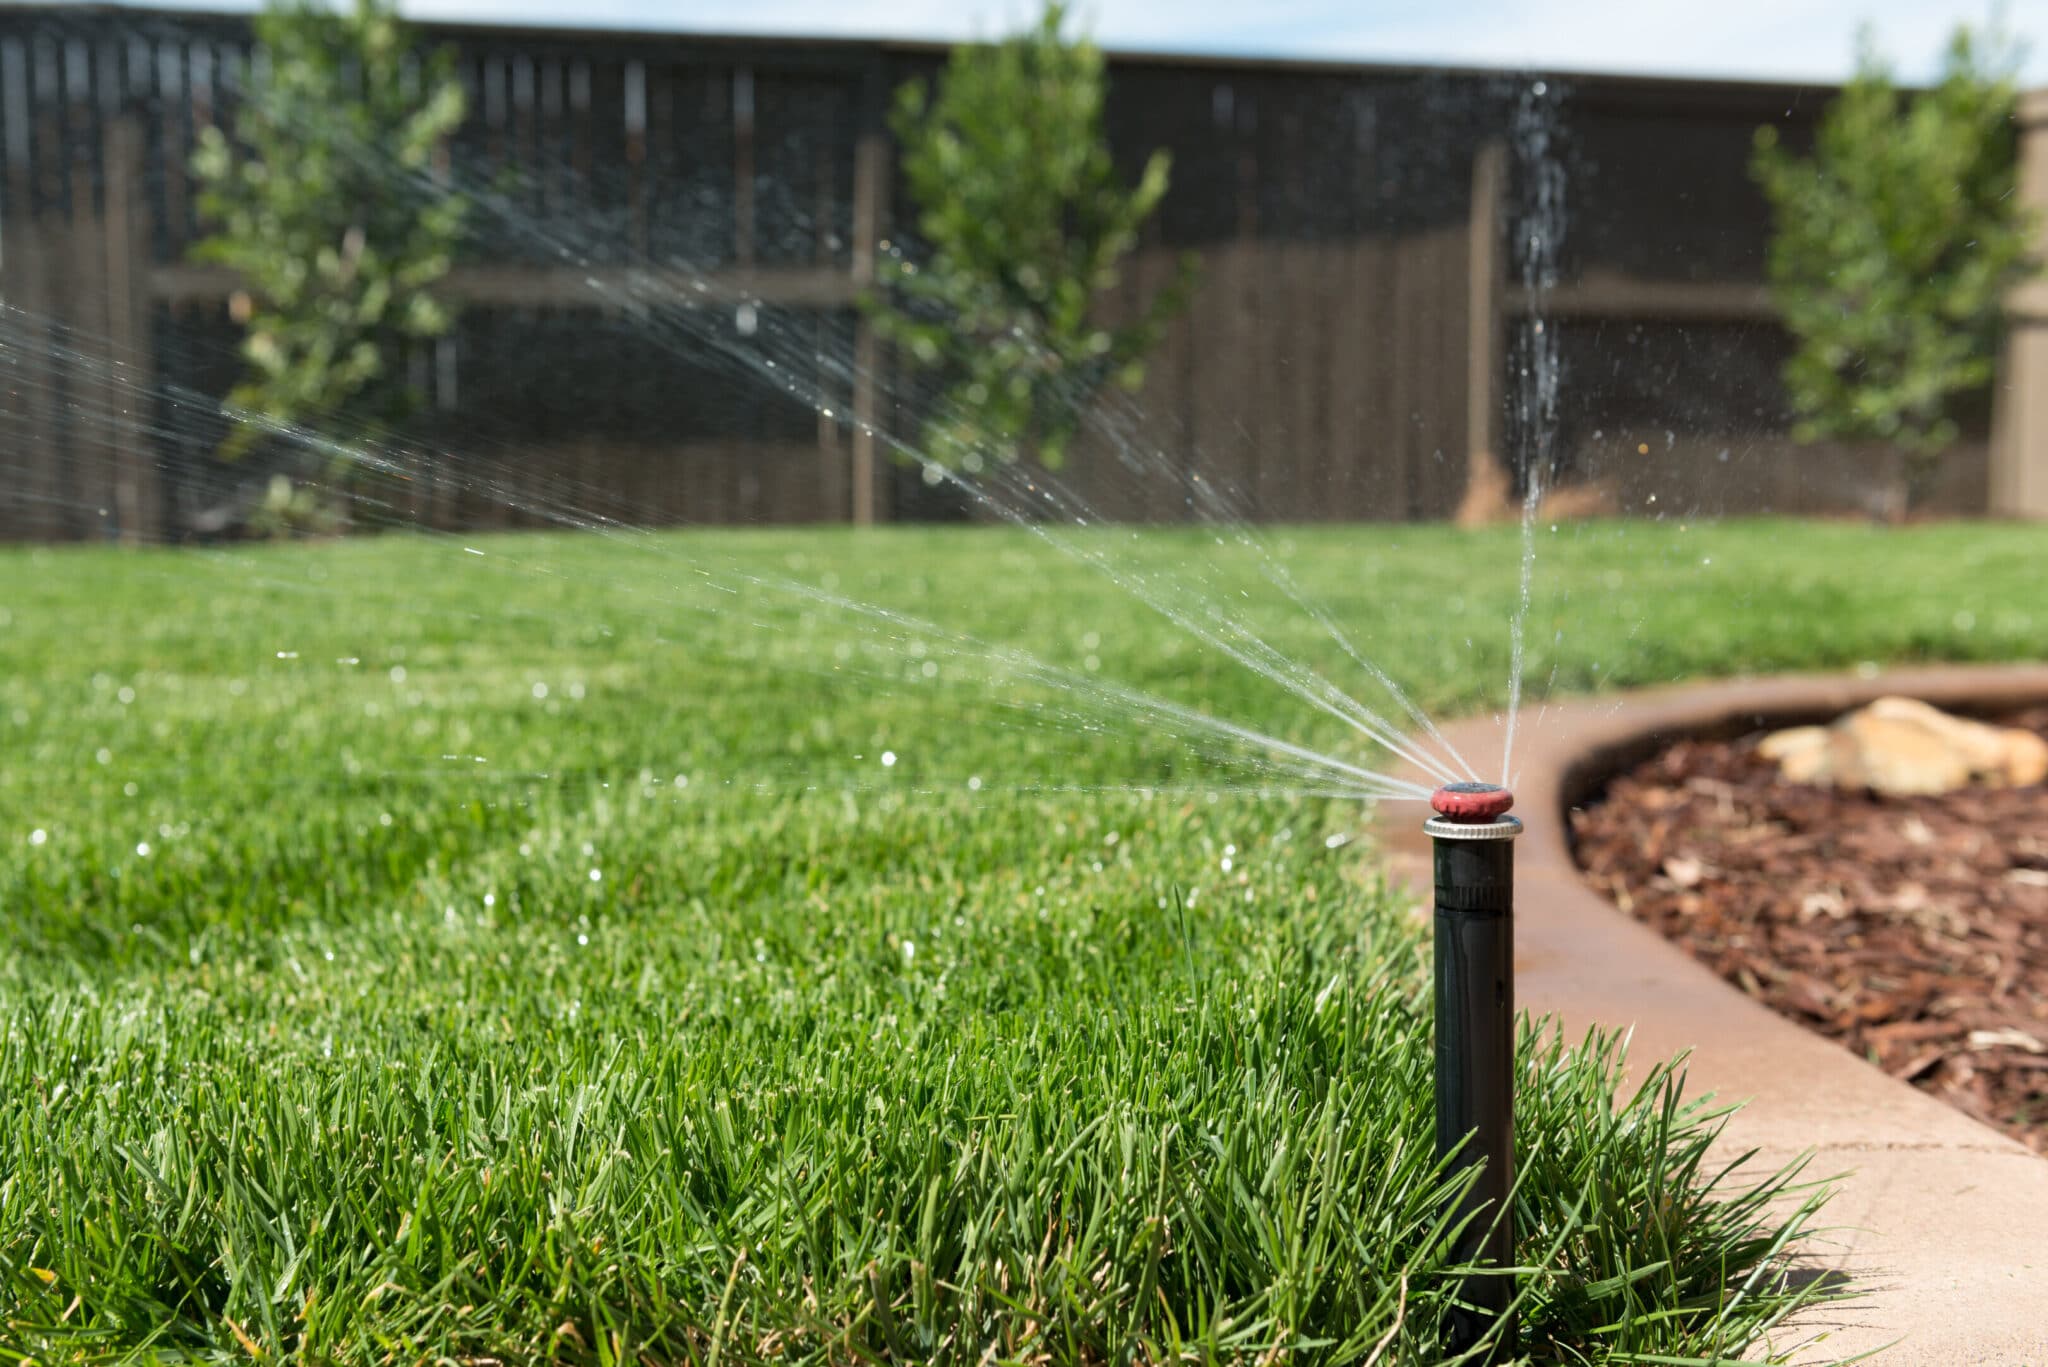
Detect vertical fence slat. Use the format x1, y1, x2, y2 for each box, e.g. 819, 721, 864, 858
848, 73, 885, 525
1459, 139, 1506, 521
1991, 90, 2048, 518
1, 38, 30, 219
731, 64, 754, 270
1392, 230, 1421, 520
104, 116, 156, 543
1144, 245, 1189, 523
1295, 240, 1327, 521
2, 220, 56, 539
1255, 240, 1288, 520
1430, 220, 1471, 518
1326, 238, 1366, 519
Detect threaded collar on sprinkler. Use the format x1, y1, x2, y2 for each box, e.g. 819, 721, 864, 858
1426, 782, 1521, 840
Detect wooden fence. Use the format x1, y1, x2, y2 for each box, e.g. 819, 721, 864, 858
9, 7, 2001, 540
1993, 88, 2048, 518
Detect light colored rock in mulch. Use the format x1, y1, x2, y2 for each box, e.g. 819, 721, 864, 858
1759, 695, 2048, 795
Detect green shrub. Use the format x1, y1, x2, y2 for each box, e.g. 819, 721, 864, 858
1753, 24, 2037, 501
869, 3, 1195, 471
192, 0, 468, 479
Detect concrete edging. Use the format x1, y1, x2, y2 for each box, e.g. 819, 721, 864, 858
1374, 663, 2048, 1365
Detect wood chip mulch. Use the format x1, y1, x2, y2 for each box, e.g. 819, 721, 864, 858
1570, 707, 2048, 1155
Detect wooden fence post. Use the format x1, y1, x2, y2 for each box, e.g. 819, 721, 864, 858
1991, 88, 2048, 519
848, 59, 889, 527
104, 115, 158, 545
1456, 138, 1511, 525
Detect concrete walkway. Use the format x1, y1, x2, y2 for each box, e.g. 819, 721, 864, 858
1375, 664, 2048, 1365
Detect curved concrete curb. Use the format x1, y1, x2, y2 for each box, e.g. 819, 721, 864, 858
1374, 663, 2048, 1365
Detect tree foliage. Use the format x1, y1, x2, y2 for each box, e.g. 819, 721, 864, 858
1752, 25, 2037, 481
868, 4, 1195, 471
192, 0, 468, 464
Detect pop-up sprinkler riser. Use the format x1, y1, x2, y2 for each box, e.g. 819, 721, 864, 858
1426, 781, 1520, 1360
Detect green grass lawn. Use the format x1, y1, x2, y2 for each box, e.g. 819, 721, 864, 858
1, 519, 2040, 1365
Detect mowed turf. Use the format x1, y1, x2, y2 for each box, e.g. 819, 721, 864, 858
1, 520, 2040, 1364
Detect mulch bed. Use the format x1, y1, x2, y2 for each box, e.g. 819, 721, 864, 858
1571, 706, 2048, 1155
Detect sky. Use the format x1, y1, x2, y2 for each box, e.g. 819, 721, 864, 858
116, 0, 2048, 84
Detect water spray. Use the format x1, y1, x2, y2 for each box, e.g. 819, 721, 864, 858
1427, 780, 1520, 1358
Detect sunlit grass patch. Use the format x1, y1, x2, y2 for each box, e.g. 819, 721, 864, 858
6, 519, 2033, 1362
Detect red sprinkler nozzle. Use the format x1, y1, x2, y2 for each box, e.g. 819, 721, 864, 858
1430, 782, 1514, 822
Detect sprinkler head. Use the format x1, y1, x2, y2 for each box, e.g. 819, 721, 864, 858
1430, 781, 1514, 823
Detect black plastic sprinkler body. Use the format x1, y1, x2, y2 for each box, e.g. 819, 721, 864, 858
1427, 781, 1521, 1360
